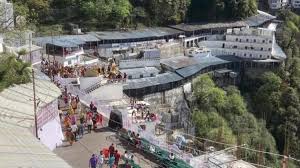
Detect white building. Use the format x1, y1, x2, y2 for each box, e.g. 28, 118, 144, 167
199, 27, 286, 60
3, 30, 43, 64
269, 0, 289, 9
292, 0, 300, 8
0, 0, 14, 29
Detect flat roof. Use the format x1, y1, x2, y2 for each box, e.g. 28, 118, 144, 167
119, 67, 160, 75
0, 71, 69, 168
87, 27, 183, 40
0, 70, 61, 128
0, 122, 71, 168
175, 55, 241, 78
123, 72, 183, 90
169, 21, 247, 32
170, 10, 276, 32
34, 34, 98, 47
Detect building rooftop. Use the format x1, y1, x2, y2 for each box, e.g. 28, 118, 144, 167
0, 71, 69, 168
175, 55, 240, 78
0, 70, 61, 128
34, 34, 98, 47
169, 10, 276, 32
87, 27, 183, 40
169, 21, 247, 32
123, 72, 183, 90
0, 122, 71, 168
119, 67, 160, 76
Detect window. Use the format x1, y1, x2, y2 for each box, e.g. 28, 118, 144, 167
222, 43, 225, 48
236, 38, 238, 42
233, 53, 236, 56
262, 40, 265, 43
244, 53, 247, 57
68, 60, 72, 65
250, 54, 252, 57
150, 73, 154, 77
239, 39, 242, 42
268, 48, 271, 51
128, 75, 132, 79
140, 74, 144, 78
245, 46, 248, 49
233, 46, 237, 48
254, 39, 256, 42
250, 47, 254, 50
246, 39, 249, 42
260, 55, 262, 58
261, 47, 263, 51
269, 40, 272, 43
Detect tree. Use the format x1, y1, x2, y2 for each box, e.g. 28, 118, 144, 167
148, 0, 191, 25
112, 0, 132, 28
0, 54, 31, 91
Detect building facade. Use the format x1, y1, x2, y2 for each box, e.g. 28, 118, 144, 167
269, 0, 289, 9
292, 0, 300, 8
199, 27, 286, 60
0, 0, 14, 29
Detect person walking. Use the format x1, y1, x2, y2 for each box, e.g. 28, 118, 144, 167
108, 154, 115, 168
87, 117, 93, 133
114, 150, 120, 167
98, 151, 104, 168
71, 122, 78, 141
89, 154, 98, 168
109, 144, 115, 156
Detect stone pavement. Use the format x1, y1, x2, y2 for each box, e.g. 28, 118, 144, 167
54, 127, 159, 168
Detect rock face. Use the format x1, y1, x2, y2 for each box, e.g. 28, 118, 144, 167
173, 96, 194, 135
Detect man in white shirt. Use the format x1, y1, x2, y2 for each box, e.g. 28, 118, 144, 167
71, 123, 78, 141
98, 151, 104, 168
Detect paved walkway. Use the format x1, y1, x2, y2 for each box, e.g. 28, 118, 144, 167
54, 127, 159, 168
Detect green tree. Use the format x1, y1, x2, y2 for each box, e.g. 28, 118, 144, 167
0, 54, 31, 91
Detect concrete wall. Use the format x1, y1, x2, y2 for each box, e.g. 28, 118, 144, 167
199, 40, 272, 59
160, 42, 184, 59
119, 58, 160, 69
89, 83, 123, 101
79, 77, 102, 90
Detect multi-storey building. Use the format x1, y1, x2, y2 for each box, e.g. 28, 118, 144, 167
268, 0, 289, 9
199, 27, 286, 60
0, 0, 14, 29
291, 0, 300, 8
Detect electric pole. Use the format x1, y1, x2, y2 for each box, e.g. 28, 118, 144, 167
32, 68, 38, 139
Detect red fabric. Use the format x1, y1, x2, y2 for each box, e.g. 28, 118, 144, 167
103, 148, 109, 158
86, 112, 93, 119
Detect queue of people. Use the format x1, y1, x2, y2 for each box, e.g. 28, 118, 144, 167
60, 85, 104, 146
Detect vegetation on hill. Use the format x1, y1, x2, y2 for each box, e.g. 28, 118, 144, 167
11, 0, 257, 31
192, 75, 279, 167
191, 9, 300, 167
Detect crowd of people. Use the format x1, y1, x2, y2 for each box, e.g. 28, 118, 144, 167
130, 100, 156, 123
41, 57, 127, 83
89, 144, 134, 168
60, 86, 104, 146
